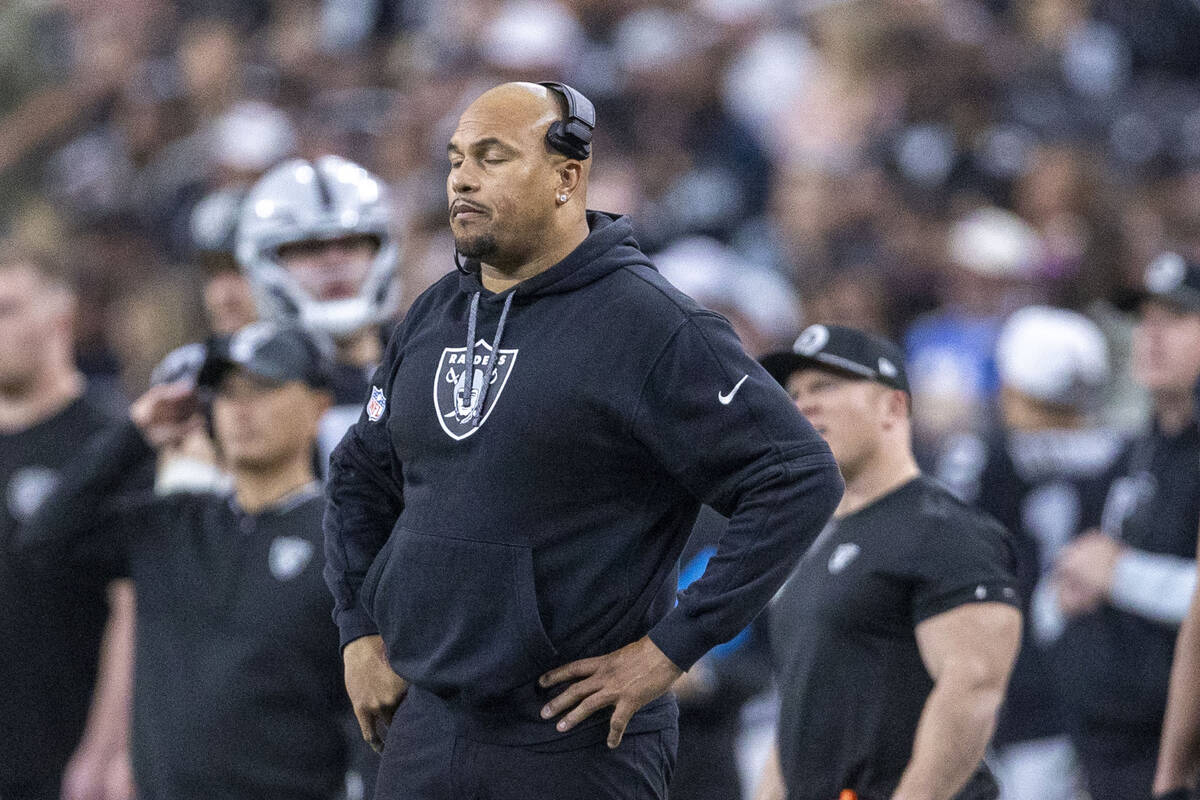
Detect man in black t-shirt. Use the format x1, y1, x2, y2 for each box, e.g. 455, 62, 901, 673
15, 322, 351, 800
1052, 254, 1200, 800
235, 154, 405, 797
756, 325, 1022, 800
0, 249, 149, 800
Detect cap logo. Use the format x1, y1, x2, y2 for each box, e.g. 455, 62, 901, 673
878, 357, 898, 378
367, 385, 386, 422
1147, 252, 1186, 293
794, 324, 830, 356
230, 322, 277, 364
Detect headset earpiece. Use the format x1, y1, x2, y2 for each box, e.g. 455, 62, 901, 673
538, 81, 595, 161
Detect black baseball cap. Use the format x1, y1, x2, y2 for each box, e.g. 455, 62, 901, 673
760, 324, 910, 394
1132, 252, 1200, 314
197, 321, 332, 391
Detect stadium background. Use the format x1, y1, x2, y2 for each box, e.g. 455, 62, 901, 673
7, 0, 1199, 445
4, 0, 1199, 796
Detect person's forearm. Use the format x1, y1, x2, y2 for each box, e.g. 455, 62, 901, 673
324, 431, 404, 648
891, 674, 1005, 800
1155, 582, 1200, 792
75, 581, 136, 752
647, 455, 842, 671
1110, 550, 1197, 625
753, 744, 786, 800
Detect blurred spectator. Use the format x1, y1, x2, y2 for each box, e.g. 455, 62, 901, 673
654, 236, 801, 356
937, 305, 1122, 800
203, 269, 260, 335
1053, 253, 1200, 799
0, 247, 151, 800
906, 206, 1046, 455
671, 507, 773, 800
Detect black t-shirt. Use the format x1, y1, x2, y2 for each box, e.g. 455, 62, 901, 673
769, 475, 1019, 800
0, 393, 145, 787
937, 428, 1122, 745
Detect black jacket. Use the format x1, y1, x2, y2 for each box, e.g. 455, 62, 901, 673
17, 422, 348, 800
324, 211, 842, 745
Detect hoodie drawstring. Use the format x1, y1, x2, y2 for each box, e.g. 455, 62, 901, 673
458, 291, 515, 428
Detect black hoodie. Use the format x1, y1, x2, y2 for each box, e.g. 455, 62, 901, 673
324, 212, 842, 744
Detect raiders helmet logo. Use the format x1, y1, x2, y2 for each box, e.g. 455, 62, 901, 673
434, 341, 518, 441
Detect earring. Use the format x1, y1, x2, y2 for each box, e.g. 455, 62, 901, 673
558, 194, 568, 203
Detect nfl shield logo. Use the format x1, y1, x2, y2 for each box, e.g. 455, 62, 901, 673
434, 340, 518, 440
366, 386, 386, 422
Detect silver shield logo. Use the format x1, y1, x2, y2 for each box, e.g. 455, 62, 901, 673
828, 542, 861, 574
7, 467, 59, 522
434, 341, 518, 441
269, 536, 314, 581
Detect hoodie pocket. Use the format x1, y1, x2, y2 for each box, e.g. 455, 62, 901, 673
359, 537, 395, 613
368, 528, 560, 706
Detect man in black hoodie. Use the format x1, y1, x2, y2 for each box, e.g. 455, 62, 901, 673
324, 82, 843, 799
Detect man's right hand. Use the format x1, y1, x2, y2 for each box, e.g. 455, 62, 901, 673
130, 381, 203, 450
344, 634, 409, 752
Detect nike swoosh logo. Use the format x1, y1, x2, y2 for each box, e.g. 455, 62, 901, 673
718, 374, 749, 405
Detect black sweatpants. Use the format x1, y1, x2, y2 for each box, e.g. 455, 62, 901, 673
375, 691, 678, 800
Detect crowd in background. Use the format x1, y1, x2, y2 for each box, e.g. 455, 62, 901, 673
5, 0, 1200, 447
6, 1, 1200, 799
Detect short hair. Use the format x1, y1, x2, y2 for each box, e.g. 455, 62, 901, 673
0, 244, 74, 293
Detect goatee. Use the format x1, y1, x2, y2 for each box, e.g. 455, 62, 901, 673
454, 233, 499, 260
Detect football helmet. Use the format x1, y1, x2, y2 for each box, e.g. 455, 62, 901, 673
236, 155, 400, 339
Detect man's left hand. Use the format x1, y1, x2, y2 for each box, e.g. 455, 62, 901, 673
538, 635, 683, 749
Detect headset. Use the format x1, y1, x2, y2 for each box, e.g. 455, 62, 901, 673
538, 81, 595, 161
